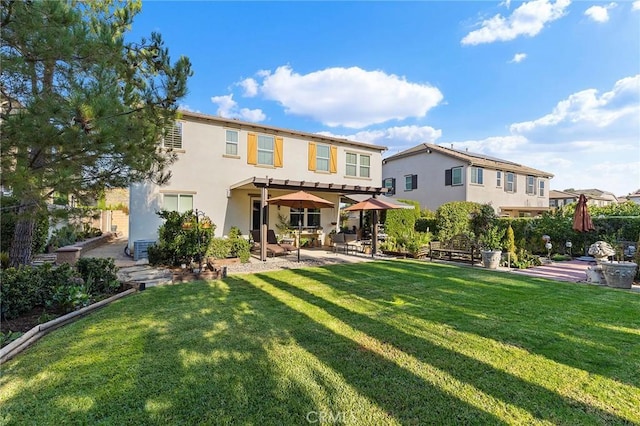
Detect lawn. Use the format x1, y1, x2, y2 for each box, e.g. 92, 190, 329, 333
1, 260, 639, 425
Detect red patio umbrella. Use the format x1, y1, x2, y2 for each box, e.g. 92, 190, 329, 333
344, 197, 403, 257
572, 194, 595, 256
266, 190, 334, 262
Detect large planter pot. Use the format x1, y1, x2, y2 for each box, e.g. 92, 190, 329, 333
601, 262, 638, 289
482, 250, 502, 269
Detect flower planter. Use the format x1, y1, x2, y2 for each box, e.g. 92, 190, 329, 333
481, 250, 502, 269
601, 262, 638, 289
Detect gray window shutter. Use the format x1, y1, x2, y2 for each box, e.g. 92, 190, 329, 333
411, 174, 418, 190
445, 169, 452, 186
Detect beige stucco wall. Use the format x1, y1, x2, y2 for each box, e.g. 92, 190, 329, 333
382, 151, 466, 211
382, 150, 550, 213
129, 117, 381, 247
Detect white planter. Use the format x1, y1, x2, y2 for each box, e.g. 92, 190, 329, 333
601, 262, 638, 289
482, 250, 502, 269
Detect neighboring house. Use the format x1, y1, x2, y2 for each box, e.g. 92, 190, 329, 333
381, 143, 553, 217
561, 188, 619, 207
129, 111, 387, 251
549, 190, 579, 209
623, 189, 640, 205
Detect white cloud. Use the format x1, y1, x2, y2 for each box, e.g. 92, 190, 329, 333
461, 0, 571, 45
318, 125, 442, 151
178, 104, 201, 113
444, 75, 639, 196
510, 74, 640, 134
584, 3, 617, 23
510, 53, 528, 63
210, 94, 266, 122
633, 1, 640, 11
249, 65, 443, 129
238, 78, 259, 97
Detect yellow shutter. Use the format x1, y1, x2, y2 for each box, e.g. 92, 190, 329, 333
329, 146, 338, 173
247, 133, 257, 165
308, 142, 317, 171
274, 136, 283, 168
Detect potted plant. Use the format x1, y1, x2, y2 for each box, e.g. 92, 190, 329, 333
598, 241, 638, 289
479, 225, 505, 269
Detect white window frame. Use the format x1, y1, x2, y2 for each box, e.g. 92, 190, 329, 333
225, 129, 239, 156
257, 134, 274, 166
163, 193, 193, 213
496, 171, 502, 188
471, 167, 484, 185
405, 175, 413, 191
162, 122, 183, 149
506, 172, 515, 192
345, 152, 371, 178
316, 144, 330, 172
526, 175, 536, 195
538, 180, 545, 197
452, 167, 463, 186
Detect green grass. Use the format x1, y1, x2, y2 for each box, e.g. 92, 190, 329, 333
1, 260, 639, 425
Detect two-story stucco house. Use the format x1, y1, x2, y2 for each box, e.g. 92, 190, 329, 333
128, 111, 387, 255
381, 143, 554, 217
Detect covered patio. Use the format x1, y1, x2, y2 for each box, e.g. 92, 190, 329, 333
228, 177, 388, 261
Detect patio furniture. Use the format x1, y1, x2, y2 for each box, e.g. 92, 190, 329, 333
267, 230, 296, 252
429, 234, 479, 265
332, 232, 363, 254
250, 230, 292, 257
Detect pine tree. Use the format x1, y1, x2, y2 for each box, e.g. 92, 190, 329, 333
1, 0, 192, 265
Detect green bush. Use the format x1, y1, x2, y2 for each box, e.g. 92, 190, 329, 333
435, 201, 479, 241
208, 238, 231, 260
0, 263, 77, 319
415, 218, 437, 234
48, 225, 79, 249
385, 200, 420, 241
75, 258, 119, 294
153, 210, 216, 266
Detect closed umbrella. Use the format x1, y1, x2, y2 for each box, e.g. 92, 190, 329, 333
344, 197, 403, 257
572, 194, 595, 256
266, 191, 334, 262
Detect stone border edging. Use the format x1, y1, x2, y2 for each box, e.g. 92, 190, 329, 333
0, 288, 137, 364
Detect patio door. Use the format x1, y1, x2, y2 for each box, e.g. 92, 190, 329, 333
251, 199, 263, 231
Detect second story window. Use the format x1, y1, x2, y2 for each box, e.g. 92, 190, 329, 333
445, 167, 463, 186
505, 172, 516, 192
539, 180, 545, 197
257, 135, 274, 166
471, 167, 484, 185
316, 144, 330, 172
404, 174, 417, 191
383, 177, 396, 195
162, 122, 182, 149
346, 153, 371, 178
526, 175, 536, 195
226, 130, 238, 156
496, 171, 502, 187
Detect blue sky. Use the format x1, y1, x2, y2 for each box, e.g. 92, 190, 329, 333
129, 1, 640, 196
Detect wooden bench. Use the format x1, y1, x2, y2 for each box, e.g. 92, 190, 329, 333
429, 234, 479, 265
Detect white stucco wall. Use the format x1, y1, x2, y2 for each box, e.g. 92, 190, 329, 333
128, 115, 383, 248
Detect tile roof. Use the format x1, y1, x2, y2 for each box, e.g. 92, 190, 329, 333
383, 143, 553, 178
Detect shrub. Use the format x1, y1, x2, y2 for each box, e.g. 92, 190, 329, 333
208, 238, 231, 260
75, 258, 119, 294
415, 218, 437, 234
48, 225, 79, 249
153, 210, 216, 266
435, 201, 479, 241
0, 252, 9, 269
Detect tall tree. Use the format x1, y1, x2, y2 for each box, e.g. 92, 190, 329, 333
0, 0, 192, 266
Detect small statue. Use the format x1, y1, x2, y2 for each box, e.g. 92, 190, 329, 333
588, 241, 615, 262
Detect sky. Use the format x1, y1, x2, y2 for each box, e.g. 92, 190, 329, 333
128, 0, 640, 197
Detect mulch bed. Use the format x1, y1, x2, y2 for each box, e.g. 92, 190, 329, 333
1, 307, 62, 334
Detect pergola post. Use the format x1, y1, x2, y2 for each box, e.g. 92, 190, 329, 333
260, 186, 268, 261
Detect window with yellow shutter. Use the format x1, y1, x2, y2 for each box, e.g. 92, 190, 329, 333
316, 144, 330, 172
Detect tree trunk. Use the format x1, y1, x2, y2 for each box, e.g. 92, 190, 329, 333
9, 204, 36, 267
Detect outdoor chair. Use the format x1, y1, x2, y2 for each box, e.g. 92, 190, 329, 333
267, 230, 296, 252
250, 230, 291, 257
